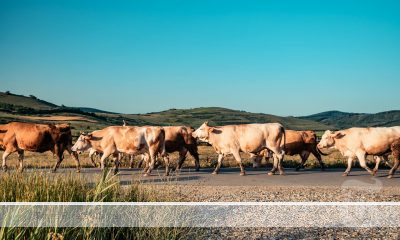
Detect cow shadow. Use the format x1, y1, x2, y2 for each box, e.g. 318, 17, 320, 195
119, 175, 202, 185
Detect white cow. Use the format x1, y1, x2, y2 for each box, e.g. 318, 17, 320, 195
317, 127, 400, 177
192, 122, 286, 176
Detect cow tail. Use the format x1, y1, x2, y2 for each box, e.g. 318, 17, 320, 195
158, 127, 166, 157
280, 126, 286, 155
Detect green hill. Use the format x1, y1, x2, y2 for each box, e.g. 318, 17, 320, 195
101, 107, 333, 130
300, 110, 400, 129
0, 92, 57, 110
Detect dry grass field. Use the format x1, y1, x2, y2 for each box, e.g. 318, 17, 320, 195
19, 115, 98, 123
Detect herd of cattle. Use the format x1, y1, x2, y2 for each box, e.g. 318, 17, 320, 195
0, 121, 399, 179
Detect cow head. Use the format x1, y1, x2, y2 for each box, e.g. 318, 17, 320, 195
192, 122, 214, 142
71, 132, 93, 153
317, 130, 345, 149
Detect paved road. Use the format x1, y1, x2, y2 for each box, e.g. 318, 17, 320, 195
47, 167, 400, 188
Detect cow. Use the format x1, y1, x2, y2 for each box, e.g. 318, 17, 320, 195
388, 139, 400, 178
71, 125, 165, 176
131, 126, 200, 176
192, 122, 285, 176
317, 127, 400, 177
0, 122, 80, 173
252, 130, 327, 171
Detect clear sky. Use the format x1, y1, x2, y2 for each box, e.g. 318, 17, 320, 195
1, 0, 399, 116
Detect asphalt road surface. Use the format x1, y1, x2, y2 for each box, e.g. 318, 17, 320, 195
44, 167, 400, 188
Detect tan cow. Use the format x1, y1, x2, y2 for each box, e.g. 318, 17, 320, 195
121, 121, 200, 175
252, 130, 327, 170
0, 122, 80, 172
388, 139, 400, 178
317, 127, 400, 177
71, 126, 165, 176
192, 122, 286, 176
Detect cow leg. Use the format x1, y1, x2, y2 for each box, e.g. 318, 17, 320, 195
163, 155, 171, 176
212, 154, 224, 174
388, 156, 399, 179
311, 148, 325, 171
17, 150, 24, 173
88, 149, 97, 167
343, 157, 355, 176
296, 151, 310, 171
232, 151, 245, 176
188, 146, 200, 171
66, 148, 81, 173
373, 155, 391, 176
129, 155, 135, 169
176, 148, 188, 173
356, 152, 373, 175
112, 153, 120, 175
2, 151, 12, 172
52, 147, 64, 173
251, 154, 262, 168
143, 150, 157, 177
372, 156, 381, 176
277, 154, 285, 175
268, 155, 279, 175
139, 154, 146, 170
269, 151, 285, 176
100, 152, 111, 170
2, 151, 11, 172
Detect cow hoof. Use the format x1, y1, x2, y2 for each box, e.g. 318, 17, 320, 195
143, 173, 150, 177
387, 175, 393, 179
342, 172, 349, 177
240, 172, 245, 176
2, 166, 7, 172
212, 171, 218, 175
76, 170, 81, 173
267, 172, 275, 176
195, 168, 200, 172
279, 172, 285, 176
372, 170, 378, 177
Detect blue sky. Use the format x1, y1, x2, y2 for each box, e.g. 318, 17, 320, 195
1, 0, 399, 116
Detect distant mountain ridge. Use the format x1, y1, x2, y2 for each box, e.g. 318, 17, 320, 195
300, 110, 400, 129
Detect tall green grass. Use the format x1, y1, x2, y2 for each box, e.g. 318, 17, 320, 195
0, 170, 199, 240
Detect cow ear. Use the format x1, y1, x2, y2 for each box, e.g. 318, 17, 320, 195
204, 121, 209, 126
332, 131, 345, 139
207, 127, 214, 133
84, 134, 93, 140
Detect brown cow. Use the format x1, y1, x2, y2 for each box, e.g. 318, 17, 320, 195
252, 130, 326, 171
192, 122, 286, 176
317, 127, 400, 177
388, 139, 400, 178
0, 122, 80, 172
140, 126, 200, 175
71, 126, 165, 176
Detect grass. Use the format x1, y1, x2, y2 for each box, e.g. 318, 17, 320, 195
0, 170, 198, 240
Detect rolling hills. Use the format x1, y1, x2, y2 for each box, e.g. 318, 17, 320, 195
0, 91, 398, 131
300, 110, 400, 129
